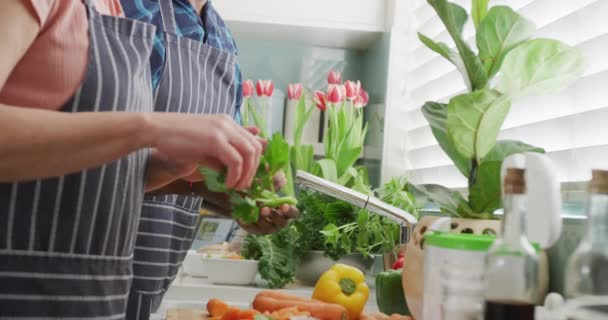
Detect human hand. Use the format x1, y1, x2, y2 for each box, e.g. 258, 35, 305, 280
238, 203, 299, 235
145, 113, 265, 191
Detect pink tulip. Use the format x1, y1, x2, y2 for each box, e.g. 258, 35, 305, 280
327, 70, 342, 85
327, 84, 345, 104
287, 83, 303, 101
344, 80, 361, 100
354, 89, 369, 108
314, 91, 327, 111
256, 80, 274, 97
242, 80, 254, 98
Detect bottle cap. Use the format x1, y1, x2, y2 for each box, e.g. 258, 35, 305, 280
589, 169, 608, 194
504, 168, 526, 194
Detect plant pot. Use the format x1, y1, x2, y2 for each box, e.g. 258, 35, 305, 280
402, 216, 550, 320
295, 250, 375, 286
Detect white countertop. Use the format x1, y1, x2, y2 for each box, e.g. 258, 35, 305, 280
152, 271, 379, 319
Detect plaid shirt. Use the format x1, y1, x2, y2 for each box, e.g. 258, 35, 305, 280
121, 0, 242, 118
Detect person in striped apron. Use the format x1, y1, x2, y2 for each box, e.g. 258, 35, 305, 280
0, 0, 264, 318
121, 1, 299, 318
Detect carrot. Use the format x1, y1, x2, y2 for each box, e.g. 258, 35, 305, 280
221, 308, 241, 320
252, 295, 348, 320
208, 299, 230, 317
238, 309, 257, 319
256, 290, 311, 302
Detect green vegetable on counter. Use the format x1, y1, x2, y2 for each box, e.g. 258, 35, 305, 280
375, 269, 410, 316
199, 133, 297, 224
241, 230, 297, 289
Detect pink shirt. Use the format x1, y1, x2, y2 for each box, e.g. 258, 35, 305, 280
0, 0, 124, 111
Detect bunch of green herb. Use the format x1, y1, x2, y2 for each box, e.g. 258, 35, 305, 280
416, 0, 585, 218
244, 177, 419, 288
241, 228, 297, 289
199, 133, 297, 224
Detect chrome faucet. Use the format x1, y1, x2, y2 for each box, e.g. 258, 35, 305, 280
295, 170, 417, 243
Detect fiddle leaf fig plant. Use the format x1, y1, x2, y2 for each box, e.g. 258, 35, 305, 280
415, 0, 585, 218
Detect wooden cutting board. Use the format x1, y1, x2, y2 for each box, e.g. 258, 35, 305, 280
166, 309, 209, 320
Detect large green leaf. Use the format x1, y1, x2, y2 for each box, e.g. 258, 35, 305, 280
427, 0, 488, 91
472, 0, 489, 28
313, 159, 338, 183
266, 132, 290, 173
293, 95, 315, 146
497, 39, 586, 97
292, 144, 314, 173
419, 33, 473, 90
446, 90, 512, 161
483, 140, 545, 162
408, 184, 467, 217
469, 160, 502, 214
477, 6, 536, 78
422, 101, 472, 177
469, 140, 545, 214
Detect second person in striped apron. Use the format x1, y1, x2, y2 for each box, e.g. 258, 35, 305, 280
121, 1, 299, 318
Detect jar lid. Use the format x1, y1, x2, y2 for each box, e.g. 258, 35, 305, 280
425, 232, 541, 252
425, 232, 495, 251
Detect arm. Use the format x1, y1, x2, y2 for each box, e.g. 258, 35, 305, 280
0, 2, 263, 187
0, 106, 150, 181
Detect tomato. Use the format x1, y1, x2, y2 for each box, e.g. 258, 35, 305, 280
391, 257, 404, 270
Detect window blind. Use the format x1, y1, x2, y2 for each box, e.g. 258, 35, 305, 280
399, 0, 608, 189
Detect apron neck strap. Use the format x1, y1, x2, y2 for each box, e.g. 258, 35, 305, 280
81, 0, 100, 19
158, 0, 179, 35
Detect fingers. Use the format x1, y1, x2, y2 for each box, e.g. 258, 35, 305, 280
273, 171, 287, 190
267, 208, 289, 228
230, 126, 263, 190
279, 204, 299, 219
245, 127, 267, 149
216, 141, 243, 189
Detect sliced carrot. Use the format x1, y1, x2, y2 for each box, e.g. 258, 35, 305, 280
207, 299, 230, 318
257, 291, 311, 302
238, 309, 257, 319
221, 307, 241, 320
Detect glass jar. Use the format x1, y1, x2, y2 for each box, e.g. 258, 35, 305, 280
441, 260, 485, 320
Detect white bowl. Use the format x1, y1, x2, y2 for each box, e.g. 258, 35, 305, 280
182, 250, 208, 278
202, 257, 259, 286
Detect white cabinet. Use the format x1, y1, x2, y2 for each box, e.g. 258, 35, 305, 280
213, 0, 389, 49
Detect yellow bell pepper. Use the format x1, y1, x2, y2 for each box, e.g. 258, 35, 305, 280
312, 264, 370, 320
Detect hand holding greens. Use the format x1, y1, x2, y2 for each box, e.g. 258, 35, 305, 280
199, 133, 297, 224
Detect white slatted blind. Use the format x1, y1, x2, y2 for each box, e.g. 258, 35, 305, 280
398, 0, 608, 189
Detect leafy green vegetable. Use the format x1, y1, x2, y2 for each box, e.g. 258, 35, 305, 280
375, 176, 419, 219
471, 0, 489, 29
446, 90, 512, 161
241, 232, 296, 289
477, 6, 536, 78
497, 39, 586, 97
246, 176, 419, 288
199, 133, 297, 224
426, 0, 488, 91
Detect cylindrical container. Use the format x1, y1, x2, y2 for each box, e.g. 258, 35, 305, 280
422, 232, 495, 320
247, 90, 286, 135
441, 260, 485, 320
283, 98, 322, 144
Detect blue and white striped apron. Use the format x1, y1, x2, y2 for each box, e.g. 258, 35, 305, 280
126, 1, 238, 318
0, 1, 156, 318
